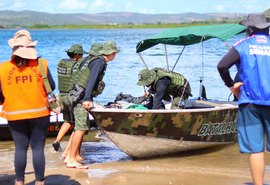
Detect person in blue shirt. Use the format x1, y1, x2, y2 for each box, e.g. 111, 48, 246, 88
217, 13, 270, 185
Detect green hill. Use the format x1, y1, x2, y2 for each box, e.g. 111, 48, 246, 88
0, 9, 268, 29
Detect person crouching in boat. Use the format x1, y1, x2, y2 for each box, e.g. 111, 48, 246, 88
137, 68, 192, 109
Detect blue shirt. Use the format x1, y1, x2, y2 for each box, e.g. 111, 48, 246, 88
234, 34, 270, 105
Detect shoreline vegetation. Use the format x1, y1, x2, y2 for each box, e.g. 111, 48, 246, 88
27, 21, 243, 30
0, 9, 269, 30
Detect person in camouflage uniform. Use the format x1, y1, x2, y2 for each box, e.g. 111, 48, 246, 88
60, 43, 104, 165
137, 68, 192, 109
66, 41, 119, 169
52, 44, 87, 153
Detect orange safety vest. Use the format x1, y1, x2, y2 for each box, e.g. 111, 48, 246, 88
0, 58, 50, 121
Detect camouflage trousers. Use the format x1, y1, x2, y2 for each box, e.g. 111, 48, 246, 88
73, 103, 90, 131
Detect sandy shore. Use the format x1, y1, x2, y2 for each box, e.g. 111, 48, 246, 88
0, 157, 260, 185
0, 159, 254, 185
1, 138, 270, 185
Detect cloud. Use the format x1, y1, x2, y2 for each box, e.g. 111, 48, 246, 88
237, 0, 269, 13
214, 4, 226, 12
124, 1, 154, 14
58, 0, 88, 12
13, 0, 25, 9
0, 0, 268, 14
90, 0, 114, 12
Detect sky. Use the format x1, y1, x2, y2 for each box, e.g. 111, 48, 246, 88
0, 0, 269, 14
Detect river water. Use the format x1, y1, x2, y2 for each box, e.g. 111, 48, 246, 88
1, 28, 270, 185
0, 28, 240, 102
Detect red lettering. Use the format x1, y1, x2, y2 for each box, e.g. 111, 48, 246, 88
22, 76, 28, 83
22, 76, 32, 83
15, 76, 33, 83
15, 76, 21, 83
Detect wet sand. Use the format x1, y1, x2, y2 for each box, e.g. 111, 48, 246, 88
1, 135, 270, 185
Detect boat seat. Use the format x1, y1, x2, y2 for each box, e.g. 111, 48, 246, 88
184, 99, 237, 109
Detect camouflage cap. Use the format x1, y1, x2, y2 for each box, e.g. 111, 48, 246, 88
89, 43, 103, 56
99, 41, 120, 55
65, 44, 87, 54
137, 68, 156, 86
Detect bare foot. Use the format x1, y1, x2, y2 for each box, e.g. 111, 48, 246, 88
76, 155, 85, 162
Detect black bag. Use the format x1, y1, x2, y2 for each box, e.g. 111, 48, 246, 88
69, 84, 85, 104
114, 92, 153, 108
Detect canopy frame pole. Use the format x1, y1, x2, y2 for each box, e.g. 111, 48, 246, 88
172, 46, 186, 72
164, 44, 169, 70
198, 36, 205, 100
201, 39, 204, 79
137, 53, 149, 70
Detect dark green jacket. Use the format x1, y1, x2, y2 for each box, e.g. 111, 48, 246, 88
69, 56, 106, 103
153, 68, 191, 98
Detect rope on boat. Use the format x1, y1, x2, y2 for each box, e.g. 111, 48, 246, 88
177, 36, 205, 108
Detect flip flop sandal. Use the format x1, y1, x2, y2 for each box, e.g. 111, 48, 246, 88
66, 164, 89, 169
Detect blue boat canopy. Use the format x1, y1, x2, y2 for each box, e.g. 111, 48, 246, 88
136, 24, 246, 53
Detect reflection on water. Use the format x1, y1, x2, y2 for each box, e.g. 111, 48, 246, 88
82, 142, 131, 164
0, 136, 130, 172
44, 136, 131, 170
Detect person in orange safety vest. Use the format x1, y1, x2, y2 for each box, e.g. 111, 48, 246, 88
0, 30, 55, 185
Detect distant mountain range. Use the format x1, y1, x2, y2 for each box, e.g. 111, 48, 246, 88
0, 10, 269, 28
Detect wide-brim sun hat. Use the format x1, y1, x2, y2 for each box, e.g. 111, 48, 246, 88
8, 30, 38, 59
14, 30, 31, 37
240, 13, 270, 29
99, 41, 120, 55
8, 30, 37, 48
12, 46, 37, 59
65, 44, 87, 54
137, 69, 156, 86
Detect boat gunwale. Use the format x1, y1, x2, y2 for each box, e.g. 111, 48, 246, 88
90, 105, 238, 114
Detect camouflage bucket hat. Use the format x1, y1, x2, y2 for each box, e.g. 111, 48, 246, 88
99, 41, 120, 55
65, 44, 87, 54
137, 69, 156, 86
89, 43, 103, 56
